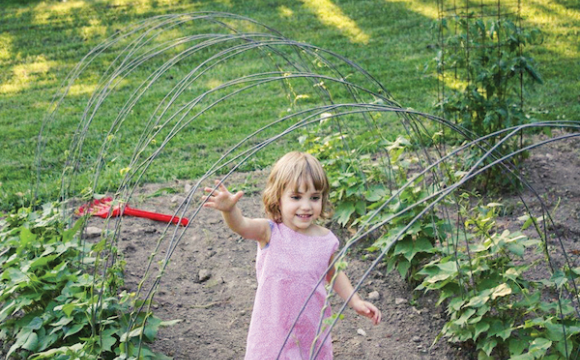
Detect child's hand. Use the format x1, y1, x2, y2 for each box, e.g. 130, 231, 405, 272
351, 299, 382, 326
202, 181, 244, 213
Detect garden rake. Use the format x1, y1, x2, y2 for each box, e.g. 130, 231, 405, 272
76, 197, 189, 226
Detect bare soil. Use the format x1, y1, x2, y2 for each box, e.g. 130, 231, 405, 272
83, 133, 579, 360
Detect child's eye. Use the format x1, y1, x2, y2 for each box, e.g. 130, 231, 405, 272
311, 196, 321, 201
291, 195, 301, 200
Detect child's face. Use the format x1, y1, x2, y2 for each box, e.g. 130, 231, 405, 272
279, 178, 322, 234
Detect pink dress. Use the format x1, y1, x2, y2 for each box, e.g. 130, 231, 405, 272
245, 222, 339, 360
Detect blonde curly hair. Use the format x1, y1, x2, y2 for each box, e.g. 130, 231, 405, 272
262, 152, 332, 222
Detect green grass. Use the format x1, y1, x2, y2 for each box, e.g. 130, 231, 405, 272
0, 0, 578, 209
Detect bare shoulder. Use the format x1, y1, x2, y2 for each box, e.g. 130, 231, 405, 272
235, 217, 271, 244
248, 217, 271, 246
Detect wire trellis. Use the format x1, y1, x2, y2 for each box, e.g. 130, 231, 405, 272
35, 12, 580, 359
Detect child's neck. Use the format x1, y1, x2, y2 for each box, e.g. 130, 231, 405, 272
281, 221, 328, 237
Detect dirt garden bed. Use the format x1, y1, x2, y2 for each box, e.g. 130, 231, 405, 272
81, 133, 579, 360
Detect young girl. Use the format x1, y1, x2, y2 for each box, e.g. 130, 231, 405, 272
202, 151, 381, 360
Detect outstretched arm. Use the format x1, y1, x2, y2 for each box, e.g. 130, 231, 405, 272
327, 258, 382, 325
203, 181, 270, 247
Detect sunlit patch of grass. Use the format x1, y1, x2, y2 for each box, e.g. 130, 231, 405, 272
80, 19, 107, 41
385, 0, 439, 19
206, 78, 223, 90
300, 0, 370, 44
278, 6, 294, 18
32, 0, 86, 25
0, 33, 14, 63
66, 83, 101, 97
222, 19, 261, 34
0, 55, 56, 94
213, 0, 233, 7
524, 0, 580, 58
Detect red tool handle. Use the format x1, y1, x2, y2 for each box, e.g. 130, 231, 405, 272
123, 206, 189, 226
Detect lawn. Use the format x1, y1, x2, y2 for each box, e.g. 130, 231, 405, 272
0, 0, 578, 209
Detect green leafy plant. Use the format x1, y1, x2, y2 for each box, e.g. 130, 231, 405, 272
434, 15, 543, 136
433, 15, 543, 190
417, 196, 580, 359
301, 123, 449, 282
0, 203, 177, 359
362, 180, 449, 283
299, 122, 390, 228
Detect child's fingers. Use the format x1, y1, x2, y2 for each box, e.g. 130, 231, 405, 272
233, 191, 244, 202
363, 302, 381, 325
214, 180, 230, 192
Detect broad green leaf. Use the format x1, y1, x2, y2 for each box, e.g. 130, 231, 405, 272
503, 268, 521, 282
528, 337, 551, 354
29, 254, 59, 269
143, 316, 161, 342
62, 303, 76, 317
455, 309, 476, 326
39, 245, 56, 257
510, 353, 535, 360
22, 331, 39, 351
120, 326, 144, 342
29, 343, 84, 359
448, 297, 464, 312
355, 200, 366, 216
365, 186, 386, 202
100, 334, 117, 352
5, 267, 28, 284
25, 317, 43, 330
63, 323, 85, 338
426, 273, 454, 284
554, 337, 574, 358
488, 319, 512, 340
466, 291, 490, 308
62, 218, 84, 243
549, 270, 567, 289
92, 238, 107, 253
506, 243, 524, 257
50, 316, 73, 327
37, 332, 59, 352
491, 283, 512, 300
6, 327, 32, 357
509, 337, 526, 356
473, 321, 490, 340
396, 259, 410, 279
19, 227, 36, 248
333, 201, 355, 226
477, 350, 494, 360
394, 238, 412, 257
414, 237, 434, 253
480, 337, 497, 356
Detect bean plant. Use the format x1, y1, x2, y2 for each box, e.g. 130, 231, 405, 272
433, 15, 543, 190
0, 203, 177, 359
300, 121, 449, 282
417, 196, 580, 359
